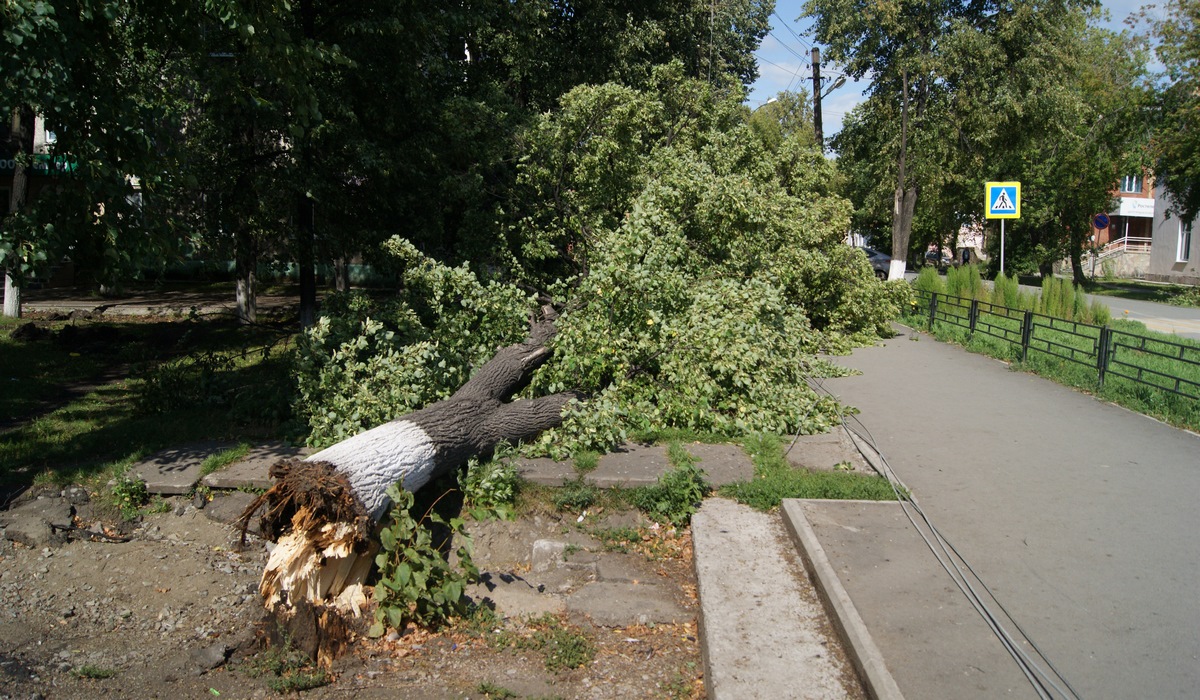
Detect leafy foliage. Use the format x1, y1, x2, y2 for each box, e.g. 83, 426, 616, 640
294, 237, 532, 446
459, 442, 520, 521
291, 70, 903, 456
370, 485, 478, 636
1146, 0, 1200, 224
111, 473, 148, 520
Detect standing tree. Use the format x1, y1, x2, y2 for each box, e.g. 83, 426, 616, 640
802, 0, 970, 279
1, 0, 204, 317
1146, 0, 1200, 225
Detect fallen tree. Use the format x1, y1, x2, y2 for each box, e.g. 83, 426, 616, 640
239, 306, 580, 661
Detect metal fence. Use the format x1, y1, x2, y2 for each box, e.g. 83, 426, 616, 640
915, 289, 1200, 402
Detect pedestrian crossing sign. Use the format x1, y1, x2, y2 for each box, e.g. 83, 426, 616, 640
986, 182, 1020, 219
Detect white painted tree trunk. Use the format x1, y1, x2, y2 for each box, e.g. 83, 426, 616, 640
2, 271, 19, 318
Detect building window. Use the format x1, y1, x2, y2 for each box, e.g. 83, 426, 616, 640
1179, 222, 1193, 263
1120, 175, 1143, 194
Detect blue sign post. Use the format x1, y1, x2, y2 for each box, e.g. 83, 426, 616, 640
985, 182, 1021, 275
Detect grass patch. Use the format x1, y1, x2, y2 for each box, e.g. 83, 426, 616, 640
589, 526, 644, 553
70, 664, 116, 680
0, 317, 295, 490
1085, 279, 1200, 306
199, 443, 252, 477
627, 443, 710, 526
491, 614, 595, 673
476, 682, 520, 699
719, 433, 898, 511
572, 450, 599, 474
238, 632, 330, 694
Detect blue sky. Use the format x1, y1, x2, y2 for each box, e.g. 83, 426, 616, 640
749, 0, 1155, 136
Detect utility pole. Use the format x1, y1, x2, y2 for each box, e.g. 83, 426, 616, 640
811, 47, 824, 150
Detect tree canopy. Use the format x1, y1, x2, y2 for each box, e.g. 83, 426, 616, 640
1147, 0, 1200, 224
809, 0, 1151, 278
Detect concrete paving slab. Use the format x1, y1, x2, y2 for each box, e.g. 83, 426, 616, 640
513, 457, 576, 485
788, 499, 1026, 699
200, 441, 311, 490
517, 442, 753, 488
201, 491, 262, 537
589, 444, 670, 487
516, 443, 672, 487
468, 573, 566, 619
683, 443, 754, 485
566, 581, 688, 627
784, 428, 869, 473
692, 497, 861, 700
130, 441, 235, 495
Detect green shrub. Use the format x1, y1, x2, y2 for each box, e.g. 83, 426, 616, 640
460, 444, 519, 520
370, 485, 479, 636
991, 272, 1024, 309
294, 238, 532, 447
947, 263, 984, 299
111, 474, 148, 519
913, 266, 944, 295
629, 445, 711, 526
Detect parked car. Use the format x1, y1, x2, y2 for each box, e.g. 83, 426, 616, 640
857, 247, 891, 279
924, 250, 951, 269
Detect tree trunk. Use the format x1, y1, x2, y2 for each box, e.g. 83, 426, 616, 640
889, 69, 915, 281
891, 187, 917, 279
333, 257, 348, 293
2, 272, 19, 319
235, 229, 257, 324
240, 307, 579, 661
3, 106, 32, 319
1068, 225, 1088, 286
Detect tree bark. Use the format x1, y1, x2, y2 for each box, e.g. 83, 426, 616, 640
2, 272, 19, 319
889, 69, 915, 281
235, 228, 257, 324
3, 106, 32, 319
333, 256, 348, 292
241, 307, 578, 659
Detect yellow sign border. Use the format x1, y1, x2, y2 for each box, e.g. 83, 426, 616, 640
985, 181, 1021, 219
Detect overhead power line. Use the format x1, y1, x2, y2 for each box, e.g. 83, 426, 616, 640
768, 31, 810, 63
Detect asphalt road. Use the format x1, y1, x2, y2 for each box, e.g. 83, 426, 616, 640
1081, 293, 1200, 339
821, 325, 1200, 698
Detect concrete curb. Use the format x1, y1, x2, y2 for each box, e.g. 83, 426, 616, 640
781, 499, 904, 700
693, 498, 854, 699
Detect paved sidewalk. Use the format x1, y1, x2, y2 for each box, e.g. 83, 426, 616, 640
805, 324, 1200, 698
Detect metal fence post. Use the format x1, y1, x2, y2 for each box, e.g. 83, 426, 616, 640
928, 292, 938, 331
1097, 326, 1111, 388
968, 299, 979, 336
1020, 310, 1033, 362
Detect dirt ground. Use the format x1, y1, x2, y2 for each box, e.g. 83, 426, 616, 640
0, 488, 704, 700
